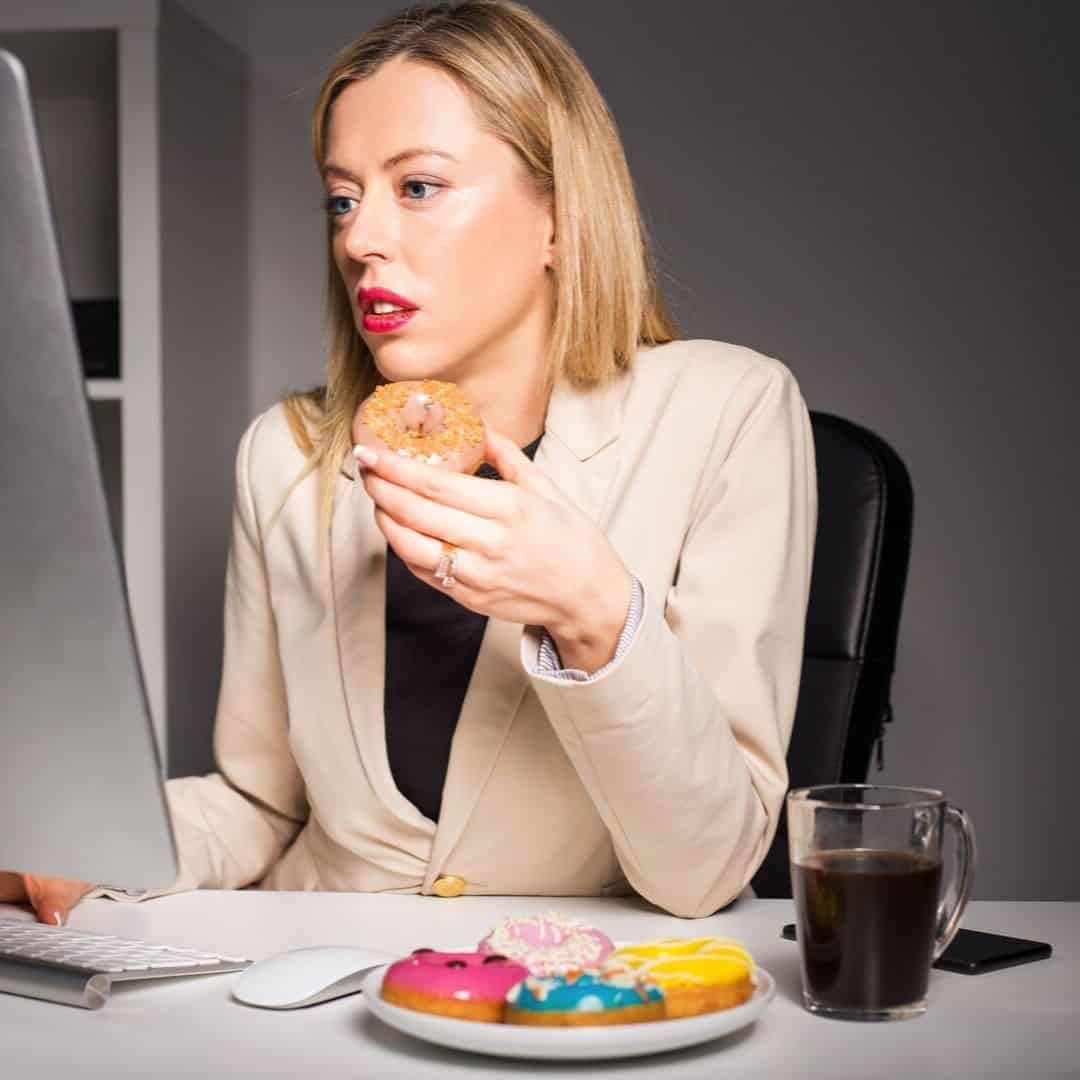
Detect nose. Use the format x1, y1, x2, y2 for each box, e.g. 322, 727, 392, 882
341, 186, 398, 266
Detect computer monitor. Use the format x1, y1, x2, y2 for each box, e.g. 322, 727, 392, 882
0, 50, 177, 889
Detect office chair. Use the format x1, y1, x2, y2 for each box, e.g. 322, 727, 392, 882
750, 411, 914, 899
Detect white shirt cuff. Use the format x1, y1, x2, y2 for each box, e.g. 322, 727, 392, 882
534, 576, 644, 682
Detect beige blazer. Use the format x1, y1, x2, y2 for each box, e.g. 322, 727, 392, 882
97, 338, 816, 918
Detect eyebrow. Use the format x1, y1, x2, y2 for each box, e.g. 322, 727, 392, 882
322, 147, 459, 180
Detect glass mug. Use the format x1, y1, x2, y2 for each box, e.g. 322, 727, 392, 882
787, 784, 976, 1021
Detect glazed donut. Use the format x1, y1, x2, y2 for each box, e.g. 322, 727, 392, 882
603, 937, 755, 1018
504, 970, 665, 1027
605, 936, 753, 970
638, 954, 754, 1018
352, 379, 485, 473
477, 912, 615, 977
379, 948, 529, 1022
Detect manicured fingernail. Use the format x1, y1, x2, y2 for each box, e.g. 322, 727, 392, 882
53, 911, 63, 926
353, 445, 377, 467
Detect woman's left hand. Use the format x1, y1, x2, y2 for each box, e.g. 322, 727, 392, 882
355, 427, 633, 673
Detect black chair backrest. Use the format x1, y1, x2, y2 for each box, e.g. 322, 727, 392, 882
751, 412, 914, 898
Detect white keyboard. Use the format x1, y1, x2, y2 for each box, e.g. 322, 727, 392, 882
0, 918, 250, 1009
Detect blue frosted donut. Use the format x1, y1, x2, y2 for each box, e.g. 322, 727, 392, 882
504, 971, 665, 1027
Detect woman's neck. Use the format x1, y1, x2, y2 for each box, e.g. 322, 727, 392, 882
452, 301, 554, 448
459, 365, 549, 450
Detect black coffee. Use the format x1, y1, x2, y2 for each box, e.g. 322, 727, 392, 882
792, 849, 942, 1010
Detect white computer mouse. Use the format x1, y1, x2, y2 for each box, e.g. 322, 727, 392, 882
231, 945, 396, 1009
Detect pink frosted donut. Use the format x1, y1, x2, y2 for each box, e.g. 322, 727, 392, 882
477, 913, 615, 977
379, 949, 528, 1022
352, 379, 485, 473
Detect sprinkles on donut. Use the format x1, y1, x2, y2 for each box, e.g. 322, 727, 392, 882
352, 379, 485, 473
505, 970, 665, 1026
477, 912, 614, 977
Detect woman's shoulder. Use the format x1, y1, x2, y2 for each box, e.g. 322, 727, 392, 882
632, 337, 799, 399
624, 340, 805, 439
234, 399, 317, 507
620, 338, 812, 494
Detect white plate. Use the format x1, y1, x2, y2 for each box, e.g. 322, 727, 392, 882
361, 965, 775, 1061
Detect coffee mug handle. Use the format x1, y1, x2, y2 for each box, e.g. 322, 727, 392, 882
933, 805, 977, 959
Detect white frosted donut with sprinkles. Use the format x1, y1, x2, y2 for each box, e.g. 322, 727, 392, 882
477, 912, 614, 978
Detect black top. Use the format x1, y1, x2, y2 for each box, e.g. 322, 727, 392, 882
384, 435, 543, 822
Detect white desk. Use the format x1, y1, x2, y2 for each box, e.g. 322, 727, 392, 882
1, 894, 1076, 1078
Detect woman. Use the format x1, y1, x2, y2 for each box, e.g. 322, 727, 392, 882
3, 0, 815, 923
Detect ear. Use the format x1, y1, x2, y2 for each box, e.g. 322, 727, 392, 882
540, 197, 556, 271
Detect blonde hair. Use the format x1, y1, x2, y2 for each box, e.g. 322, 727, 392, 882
283, 0, 680, 541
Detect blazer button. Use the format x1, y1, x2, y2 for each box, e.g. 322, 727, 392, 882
432, 874, 466, 898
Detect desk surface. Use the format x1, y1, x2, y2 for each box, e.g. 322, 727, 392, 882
1, 893, 1077, 1078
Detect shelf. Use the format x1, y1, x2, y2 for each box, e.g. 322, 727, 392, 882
87, 378, 126, 400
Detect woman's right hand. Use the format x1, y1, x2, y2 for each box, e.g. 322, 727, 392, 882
0, 871, 94, 926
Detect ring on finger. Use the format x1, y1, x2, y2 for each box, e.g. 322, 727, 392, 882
434, 541, 458, 589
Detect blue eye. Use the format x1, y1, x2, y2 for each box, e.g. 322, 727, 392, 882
324, 195, 355, 218
402, 179, 441, 200
323, 181, 442, 219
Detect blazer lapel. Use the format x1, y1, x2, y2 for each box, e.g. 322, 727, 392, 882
426, 372, 629, 884
330, 466, 436, 837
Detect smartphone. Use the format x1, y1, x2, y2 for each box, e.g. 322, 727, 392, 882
779, 924, 1052, 974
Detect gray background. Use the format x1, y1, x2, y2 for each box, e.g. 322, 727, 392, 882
155, 0, 1080, 901
24, 1, 1080, 900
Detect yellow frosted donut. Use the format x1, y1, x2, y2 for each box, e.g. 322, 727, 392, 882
640, 955, 754, 1018
608, 937, 753, 969
604, 938, 755, 1018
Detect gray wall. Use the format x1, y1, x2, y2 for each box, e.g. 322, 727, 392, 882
159, 1, 251, 778
171, 1, 1078, 900
0, 29, 118, 298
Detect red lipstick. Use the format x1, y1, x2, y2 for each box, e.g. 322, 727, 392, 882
357, 286, 418, 334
